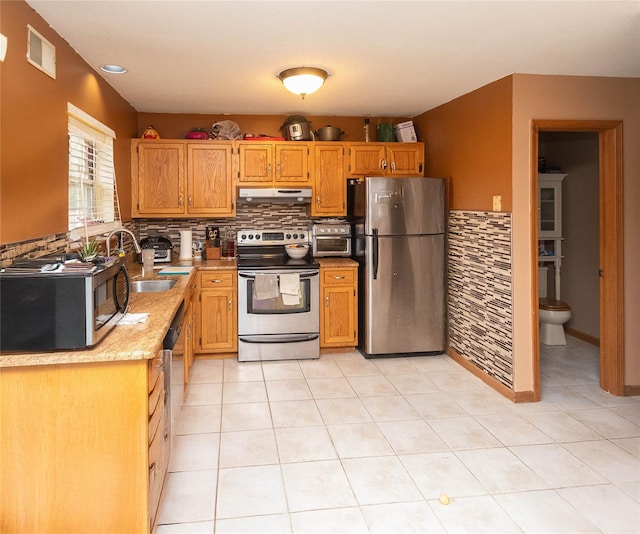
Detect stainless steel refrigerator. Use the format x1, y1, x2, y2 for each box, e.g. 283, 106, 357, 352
348, 176, 446, 358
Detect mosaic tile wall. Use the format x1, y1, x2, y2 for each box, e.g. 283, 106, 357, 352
448, 210, 514, 388
137, 203, 319, 246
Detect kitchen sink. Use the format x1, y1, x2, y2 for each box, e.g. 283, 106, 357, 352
130, 279, 177, 293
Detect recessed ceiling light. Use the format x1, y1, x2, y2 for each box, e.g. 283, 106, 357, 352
100, 64, 127, 74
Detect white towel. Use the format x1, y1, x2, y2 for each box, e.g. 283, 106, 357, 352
279, 273, 301, 306
254, 274, 279, 300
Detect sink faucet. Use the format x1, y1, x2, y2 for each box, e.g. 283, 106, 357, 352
105, 228, 142, 257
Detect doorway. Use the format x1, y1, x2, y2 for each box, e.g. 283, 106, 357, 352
531, 120, 624, 399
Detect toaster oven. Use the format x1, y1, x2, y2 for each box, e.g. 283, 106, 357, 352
312, 223, 352, 257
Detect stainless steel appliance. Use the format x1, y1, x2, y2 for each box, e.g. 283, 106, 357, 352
236, 228, 320, 362
348, 177, 446, 358
140, 236, 173, 263
312, 222, 351, 257
0, 255, 130, 351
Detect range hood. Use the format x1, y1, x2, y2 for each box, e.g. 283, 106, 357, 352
237, 188, 312, 204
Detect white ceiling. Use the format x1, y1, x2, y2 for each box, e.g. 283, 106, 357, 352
26, 0, 640, 118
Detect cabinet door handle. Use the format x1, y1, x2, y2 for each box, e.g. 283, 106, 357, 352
325, 296, 329, 307
149, 462, 157, 479
277, 163, 281, 174
188, 195, 193, 207
179, 195, 184, 207
316, 195, 321, 205
390, 161, 396, 172
209, 279, 224, 284
381, 159, 387, 170
228, 298, 232, 310
332, 275, 345, 280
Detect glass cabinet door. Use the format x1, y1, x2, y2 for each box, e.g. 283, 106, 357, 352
538, 174, 566, 238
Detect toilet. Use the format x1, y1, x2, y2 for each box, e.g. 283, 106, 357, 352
538, 266, 572, 345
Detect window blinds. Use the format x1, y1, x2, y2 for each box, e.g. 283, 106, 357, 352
67, 104, 121, 241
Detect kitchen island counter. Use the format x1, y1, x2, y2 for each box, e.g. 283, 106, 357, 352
0, 258, 237, 368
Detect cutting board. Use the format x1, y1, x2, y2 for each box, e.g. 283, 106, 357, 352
156, 266, 194, 276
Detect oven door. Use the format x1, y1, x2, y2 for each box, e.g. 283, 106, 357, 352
312, 236, 351, 257
238, 269, 319, 335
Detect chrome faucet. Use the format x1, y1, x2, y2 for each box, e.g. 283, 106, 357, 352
105, 228, 142, 257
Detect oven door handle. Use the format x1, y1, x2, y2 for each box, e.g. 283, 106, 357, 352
238, 334, 320, 344
238, 271, 319, 279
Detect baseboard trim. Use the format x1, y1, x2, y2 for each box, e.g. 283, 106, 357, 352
446, 348, 536, 403
624, 385, 640, 396
566, 328, 600, 347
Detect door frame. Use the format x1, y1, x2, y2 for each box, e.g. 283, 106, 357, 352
531, 120, 624, 399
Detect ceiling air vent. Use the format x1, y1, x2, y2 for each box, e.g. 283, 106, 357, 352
27, 25, 56, 79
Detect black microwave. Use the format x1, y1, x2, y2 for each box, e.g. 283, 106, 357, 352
0, 258, 130, 351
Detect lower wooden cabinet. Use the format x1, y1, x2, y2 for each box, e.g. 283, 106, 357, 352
320, 265, 358, 348
1, 358, 164, 533
196, 270, 238, 354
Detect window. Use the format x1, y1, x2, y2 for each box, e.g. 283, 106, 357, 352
67, 103, 121, 241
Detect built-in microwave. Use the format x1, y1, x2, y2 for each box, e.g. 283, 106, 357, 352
312, 223, 352, 257
0, 257, 130, 351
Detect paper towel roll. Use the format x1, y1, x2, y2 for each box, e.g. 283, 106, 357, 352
179, 230, 193, 260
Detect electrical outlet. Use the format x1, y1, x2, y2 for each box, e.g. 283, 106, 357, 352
492, 195, 502, 211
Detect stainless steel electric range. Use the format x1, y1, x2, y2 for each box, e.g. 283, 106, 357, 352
236, 228, 320, 362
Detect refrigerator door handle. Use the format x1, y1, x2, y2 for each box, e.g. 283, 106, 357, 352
372, 228, 379, 280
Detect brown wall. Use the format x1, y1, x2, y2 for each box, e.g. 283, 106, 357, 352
413, 76, 513, 211
0, 1, 138, 245
137, 113, 409, 143
511, 74, 640, 389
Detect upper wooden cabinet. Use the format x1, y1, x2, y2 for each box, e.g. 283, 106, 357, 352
311, 143, 346, 217
237, 141, 311, 185
347, 142, 424, 176
132, 140, 235, 218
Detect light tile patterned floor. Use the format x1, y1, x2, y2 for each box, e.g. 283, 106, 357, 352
155, 337, 640, 533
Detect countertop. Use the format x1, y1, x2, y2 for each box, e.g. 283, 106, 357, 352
1, 256, 356, 369
315, 257, 358, 268
0, 258, 237, 369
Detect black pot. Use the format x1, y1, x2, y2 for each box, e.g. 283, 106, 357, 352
317, 126, 344, 141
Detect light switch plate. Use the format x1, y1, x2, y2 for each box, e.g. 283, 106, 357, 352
492, 195, 502, 211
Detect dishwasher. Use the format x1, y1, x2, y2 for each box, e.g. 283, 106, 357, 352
161, 302, 185, 467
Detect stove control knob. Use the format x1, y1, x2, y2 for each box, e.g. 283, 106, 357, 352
293, 233, 298, 239
300, 233, 305, 239
319, 227, 325, 233
241, 234, 247, 240
286, 233, 291, 239
340, 228, 346, 233
255, 235, 261, 240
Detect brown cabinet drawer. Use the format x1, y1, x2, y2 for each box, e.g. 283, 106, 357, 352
148, 352, 163, 392
200, 271, 235, 288
148, 375, 163, 443
322, 268, 355, 286
148, 422, 164, 531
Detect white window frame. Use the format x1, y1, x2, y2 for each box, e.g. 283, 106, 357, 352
67, 103, 122, 242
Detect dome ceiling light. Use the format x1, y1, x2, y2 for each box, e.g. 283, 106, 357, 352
100, 64, 127, 74
278, 67, 328, 99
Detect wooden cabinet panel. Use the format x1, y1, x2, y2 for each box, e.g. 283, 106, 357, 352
347, 143, 424, 177
132, 140, 235, 218
348, 143, 387, 176
187, 144, 235, 215
136, 142, 185, 215
320, 266, 358, 348
275, 143, 311, 183
312, 143, 346, 216
197, 270, 237, 353
386, 144, 424, 176
238, 142, 273, 183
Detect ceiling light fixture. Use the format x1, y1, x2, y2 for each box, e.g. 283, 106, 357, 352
100, 64, 127, 74
278, 67, 328, 99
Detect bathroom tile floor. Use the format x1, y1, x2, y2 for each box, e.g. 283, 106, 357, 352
155, 336, 639, 533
